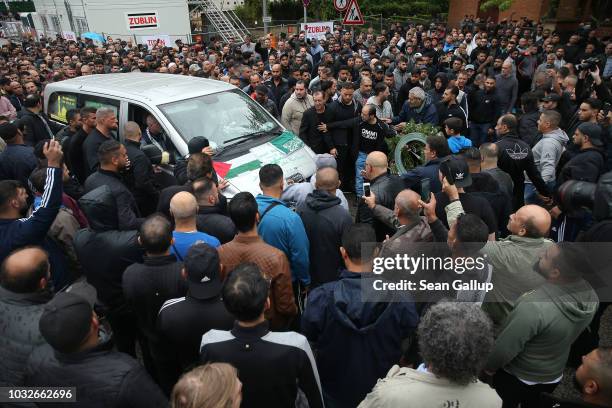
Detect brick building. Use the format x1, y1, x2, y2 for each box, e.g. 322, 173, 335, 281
447, 0, 593, 29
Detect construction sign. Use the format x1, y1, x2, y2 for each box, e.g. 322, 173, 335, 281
342, 0, 364, 25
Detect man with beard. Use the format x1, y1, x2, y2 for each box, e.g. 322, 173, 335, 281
84, 139, 144, 231
82, 107, 118, 177
66, 107, 96, 184
299, 91, 334, 155
366, 83, 393, 123
0, 140, 63, 262
485, 242, 598, 408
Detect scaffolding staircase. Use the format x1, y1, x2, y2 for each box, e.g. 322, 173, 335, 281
188, 0, 250, 43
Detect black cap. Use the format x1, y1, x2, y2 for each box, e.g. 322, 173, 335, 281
187, 136, 210, 154
578, 122, 604, 147
439, 156, 472, 188
39, 292, 93, 353
374, 64, 384, 72
184, 243, 223, 299
541, 93, 561, 102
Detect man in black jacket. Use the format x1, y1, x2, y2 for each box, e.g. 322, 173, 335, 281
552, 123, 607, 242
357, 151, 405, 242
16, 93, 61, 146
82, 107, 118, 177
200, 263, 324, 408
265, 64, 289, 111
123, 122, 159, 216
66, 107, 96, 184
24, 291, 167, 407
319, 83, 362, 192
298, 167, 352, 287
157, 243, 233, 391
299, 90, 333, 154
436, 85, 468, 134
84, 139, 143, 231
0, 247, 52, 390
192, 177, 235, 244
495, 114, 551, 211
123, 214, 187, 393
469, 76, 499, 146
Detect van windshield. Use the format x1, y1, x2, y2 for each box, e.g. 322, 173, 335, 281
158, 89, 281, 148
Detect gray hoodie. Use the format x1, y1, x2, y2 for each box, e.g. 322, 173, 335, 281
527, 127, 569, 183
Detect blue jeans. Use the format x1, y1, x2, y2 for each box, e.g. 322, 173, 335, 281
469, 122, 491, 147
355, 151, 367, 196
524, 181, 555, 205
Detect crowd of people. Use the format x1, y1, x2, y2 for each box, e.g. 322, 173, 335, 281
0, 12, 612, 408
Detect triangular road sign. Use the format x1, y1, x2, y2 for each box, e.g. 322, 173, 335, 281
342, 0, 364, 25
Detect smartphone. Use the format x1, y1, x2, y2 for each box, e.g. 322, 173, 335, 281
420, 178, 431, 203
363, 182, 371, 197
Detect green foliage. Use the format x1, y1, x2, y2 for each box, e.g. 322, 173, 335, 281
387, 121, 440, 174
480, 0, 514, 11
0, 1, 35, 13
270, 0, 304, 21
234, 0, 262, 23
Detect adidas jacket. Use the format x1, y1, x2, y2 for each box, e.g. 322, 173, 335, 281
200, 321, 324, 408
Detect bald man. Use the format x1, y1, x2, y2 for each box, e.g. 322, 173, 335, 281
374, 189, 433, 256
482, 204, 554, 325
573, 347, 612, 407
170, 192, 220, 260
0, 247, 52, 387
357, 151, 405, 242
298, 167, 352, 286
124, 121, 159, 216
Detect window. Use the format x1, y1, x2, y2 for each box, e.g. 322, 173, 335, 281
40, 15, 49, 32
50, 15, 61, 33
158, 89, 280, 148
75, 17, 89, 35
81, 94, 120, 117
81, 94, 121, 138
47, 92, 78, 124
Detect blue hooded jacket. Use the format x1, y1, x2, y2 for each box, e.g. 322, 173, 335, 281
302, 270, 419, 407
256, 194, 310, 285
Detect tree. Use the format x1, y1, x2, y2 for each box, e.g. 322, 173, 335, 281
480, 0, 514, 11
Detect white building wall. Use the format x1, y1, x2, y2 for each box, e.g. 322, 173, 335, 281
31, 0, 89, 37
32, 0, 190, 43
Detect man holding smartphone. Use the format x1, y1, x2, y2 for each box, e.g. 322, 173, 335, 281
354, 104, 396, 196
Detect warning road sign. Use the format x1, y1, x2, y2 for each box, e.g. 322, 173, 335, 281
342, 0, 364, 25
333, 0, 349, 12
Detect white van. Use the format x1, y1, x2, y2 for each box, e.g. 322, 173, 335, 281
44, 73, 316, 197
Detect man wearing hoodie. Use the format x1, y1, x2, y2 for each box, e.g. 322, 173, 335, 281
486, 242, 599, 408
302, 224, 419, 408
297, 167, 352, 287
525, 110, 568, 205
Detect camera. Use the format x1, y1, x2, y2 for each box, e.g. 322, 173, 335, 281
575, 57, 600, 72
556, 172, 612, 221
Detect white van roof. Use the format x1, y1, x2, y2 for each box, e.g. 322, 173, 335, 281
45, 73, 236, 105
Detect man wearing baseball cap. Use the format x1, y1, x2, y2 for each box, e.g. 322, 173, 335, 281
434, 156, 498, 240
24, 291, 167, 406
157, 243, 233, 391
